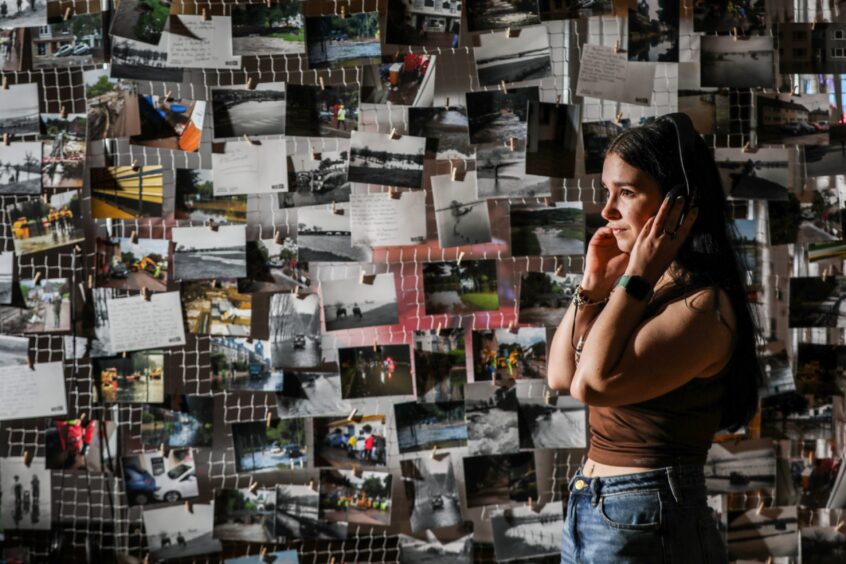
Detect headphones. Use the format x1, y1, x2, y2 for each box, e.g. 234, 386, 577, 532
656, 112, 700, 232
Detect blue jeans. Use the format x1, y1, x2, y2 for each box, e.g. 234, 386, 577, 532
561, 463, 728, 563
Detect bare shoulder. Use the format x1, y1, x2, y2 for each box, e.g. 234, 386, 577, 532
686, 286, 737, 333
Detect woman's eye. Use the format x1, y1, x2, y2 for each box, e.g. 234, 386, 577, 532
621, 189, 634, 197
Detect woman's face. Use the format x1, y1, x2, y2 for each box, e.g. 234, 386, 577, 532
600, 152, 666, 254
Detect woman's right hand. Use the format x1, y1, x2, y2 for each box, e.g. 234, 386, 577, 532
582, 226, 630, 297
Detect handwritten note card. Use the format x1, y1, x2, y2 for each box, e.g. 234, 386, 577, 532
0, 361, 67, 422
350, 192, 427, 247
167, 15, 241, 69
576, 44, 656, 106
212, 139, 287, 195
107, 291, 186, 353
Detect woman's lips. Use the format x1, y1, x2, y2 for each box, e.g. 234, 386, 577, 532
610, 228, 627, 235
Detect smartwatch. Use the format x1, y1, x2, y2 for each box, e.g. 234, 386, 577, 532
616, 275, 653, 302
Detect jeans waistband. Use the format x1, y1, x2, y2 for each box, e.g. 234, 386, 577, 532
567, 462, 706, 504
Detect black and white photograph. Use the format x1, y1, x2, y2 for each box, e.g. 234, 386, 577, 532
463, 452, 537, 507
211, 83, 286, 141
805, 143, 846, 178
142, 504, 222, 561
305, 12, 382, 70
0, 28, 26, 72
210, 337, 283, 392
474, 25, 551, 87
400, 455, 462, 533
231, 0, 305, 56
0, 458, 50, 531
313, 413, 387, 468
800, 521, 846, 564
465, 383, 519, 455
678, 63, 731, 137
467, 86, 538, 141
0, 141, 40, 195
296, 202, 371, 263
778, 22, 846, 74
110, 35, 183, 83
213, 487, 276, 543
693, 0, 767, 35
525, 101, 579, 178
423, 259, 500, 315
0, 83, 40, 136
413, 328, 467, 403
714, 147, 789, 200
538, 0, 612, 20
385, 0, 461, 48
30, 11, 104, 69
83, 68, 142, 140
700, 35, 774, 89
0, 250, 12, 304
472, 328, 548, 382
359, 54, 435, 106
518, 271, 581, 326
408, 106, 473, 160
276, 370, 350, 419
397, 533, 474, 563
0, 335, 26, 365
6, 189, 85, 255
347, 130, 426, 189
756, 93, 832, 147
0, 0, 46, 30
140, 395, 214, 448
491, 500, 563, 560
704, 438, 777, 494
122, 448, 199, 506
432, 171, 492, 249
95, 350, 165, 403
232, 418, 308, 473
394, 401, 467, 454
788, 276, 846, 329
276, 483, 346, 540
41, 112, 86, 189
628, 0, 679, 62
321, 272, 399, 332
582, 119, 632, 174
269, 291, 322, 369
516, 386, 586, 449
510, 203, 585, 256
338, 343, 414, 399
285, 83, 359, 138
727, 505, 798, 560
109, 0, 169, 46
319, 468, 392, 526
281, 148, 351, 208
465, 0, 540, 32
172, 225, 247, 281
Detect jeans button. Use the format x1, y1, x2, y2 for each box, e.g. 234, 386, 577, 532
574, 479, 587, 490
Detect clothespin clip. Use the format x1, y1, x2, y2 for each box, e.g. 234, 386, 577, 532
266, 0, 272, 7
274, 229, 283, 244
500, 80, 508, 93
266, 411, 273, 428
338, 2, 348, 18
33, 271, 42, 286
211, 279, 218, 289
131, 159, 140, 171
208, 219, 219, 231
87, 273, 93, 289
544, 388, 558, 405
60, 105, 68, 119
756, 499, 765, 515
310, 144, 321, 160
451, 164, 465, 182
389, 187, 402, 199
79, 412, 87, 424
308, 478, 316, 491
3, 132, 9, 146
243, 133, 259, 145
319, 76, 325, 91
554, 264, 564, 276
614, 111, 624, 124
23, 450, 32, 467
353, 464, 362, 477
835, 520, 845, 533
293, 285, 306, 300
201, 7, 210, 21
130, 230, 139, 244
505, 137, 517, 151
185, 500, 194, 513
140, 287, 151, 301
143, 554, 150, 564
73, 243, 82, 254
527, 496, 533, 509
436, 322, 442, 336
506, 27, 520, 38
159, 443, 168, 457
731, 27, 738, 40
390, 128, 401, 140
347, 408, 358, 422
555, 94, 561, 107
444, 97, 450, 110
27, 352, 34, 370
456, 251, 464, 266
741, 141, 757, 153
246, 76, 256, 90
614, 40, 624, 53
64, 6, 73, 20
360, 272, 376, 285
507, 320, 519, 334
1, 76, 8, 90
122, 351, 128, 358
163, 90, 173, 102
431, 445, 438, 459
249, 480, 258, 493
331, 201, 344, 215
372, 338, 378, 352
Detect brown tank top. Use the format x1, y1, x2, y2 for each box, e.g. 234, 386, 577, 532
586, 285, 734, 467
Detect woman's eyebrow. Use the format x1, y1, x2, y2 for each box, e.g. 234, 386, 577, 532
602, 181, 638, 189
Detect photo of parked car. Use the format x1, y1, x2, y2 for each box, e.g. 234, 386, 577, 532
122, 449, 199, 506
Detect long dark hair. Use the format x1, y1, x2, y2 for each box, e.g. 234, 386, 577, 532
605, 117, 763, 433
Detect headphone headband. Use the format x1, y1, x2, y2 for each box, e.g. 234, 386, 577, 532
657, 112, 699, 199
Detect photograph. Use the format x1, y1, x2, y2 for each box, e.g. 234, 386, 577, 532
305, 12, 382, 70
413, 328, 467, 402
45, 416, 118, 472
0, 141, 41, 195
465, 383, 519, 455
7, 190, 84, 255
40, 112, 86, 189
211, 337, 283, 392
693, 0, 767, 35
538, 0, 612, 20
491, 500, 563, 560
213, 487, 276, 543
474, 25, 552, 86
347, 130, 426, 189
582, 119, 632, 174
510, 203, 585, 256
385, 0, 460, 47
319, 468, 392, 526
516, 388, 586, 449
0, 83, 40, 136
525, 101, 579, 178
122, 448, 198, 506
231, 0, 305, 56
394, 400, 467, 454
276, 483, 346, 540
84, 68, 141, 140
0, 334, 27, 364
281, 148, 351, 208
422, 259, 500, 315
727, 505, 798, 560
788, 276, 846, 329
175, 168, 246, 224
90, 287, 117, 358
805, 143, 846, 178
285, 83, 359, 138
359, 53, 435, 106
110, 35, 183, 83
756, 93, 832, 147
789, 451, 840, 508
714, 147, 789, 201
800, 521, 846, 564
269, 292, 322, 369
432, 171, 493, 248
321, 272, 399, 332
110, 0, 169, 46
211, 83, 286, 141
465, 0, 540, 32
130, 95, 206, 153
232, 418, 308, 473
246, 237, 306, 292
226, 550, 301, 564
700, 35, 774, 89
338, 343, 414, 399
0, 251, 11, 304
628, 0, 679, 62
704, 438, 777, 494
94, 350, 165, 403
276, 370, 350, 419
30, 11, 104, 69
678, 62, 732, 136
518, 271, 581, 326
19, 277, 70, 333
296, 202, 371, 263
0, 28, 26, 72
172, 225, 247, 281
142, 504, 222, 561
400, 455, 462, 533
95, 236, 169, 291
761, 393, 833, 443
397, 533, 473, 563
473, 328, 548, 382
0, 458, 50, 531
0, 0, 47, 31
182, 280, 252, 337
90, 165, 164, 219
463, 452, 537, 507
408, 106, 473, 160
141, 395, 214, 448
778, 22, 846, 74
313, 413, 387, 468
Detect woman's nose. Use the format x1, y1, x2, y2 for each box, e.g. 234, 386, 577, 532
601, 200, 620, 221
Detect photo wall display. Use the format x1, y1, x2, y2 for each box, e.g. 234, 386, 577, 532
0, 1, 842, 562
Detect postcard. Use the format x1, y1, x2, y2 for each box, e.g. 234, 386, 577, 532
106, 291, 187, 353
167, 14, 240, 68
212, 139, 288, 195
576, 44, 655, 106
350, 191, 427, 248
0, 361, 67, 422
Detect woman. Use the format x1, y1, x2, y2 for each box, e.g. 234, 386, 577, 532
548, 114, 762, 563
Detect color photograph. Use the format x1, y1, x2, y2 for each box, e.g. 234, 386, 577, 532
231, 0, 305, 56
319, 468, 392, 526
95, 350, 165, 403
305, 12, 381, 70
338, 344, 413, 399
422, 259, 500, 315
232, 418, 308, 473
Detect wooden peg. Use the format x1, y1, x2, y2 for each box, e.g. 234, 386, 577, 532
27, 351, 35, 370
444, 96, 450, 110
130, 230, 139, 244
308, 479, 316, 491
243, 133, 258, 145
33, 271, 42, 286
319, 76, 325, 90
60, 105, 67, 119
201, 7, 210, 21
331, 201, 344, 215
614, 40, 623, 53
544, 388, 558, 405
389, 128, 401, 140
1, 76, 7, 90
159, 443, 168, 457
508, 320, 519, 334
451, 165, 465, 182
436, 322, 442, 336
249, 480, 258, 493
527, 496, 533, 509
164, 90, 172, 102
3, 132, 9, 146
208, 220, 219, 232
506, 27, 520, 38
360, 272, 376, 285
431, 445, 438, 459
131, 159, 140, 171
835, 520, 845, 533
456, 251, 464, 266
266, 0, 272, 7
143, 554, 150, 564
554, 264, 564, 276
500, 80, 508, 93
259, 547, 268, 559
756, 499, 765, 515
87, 273, 93, 289
122, 351, 128, 358
347, 408, 357, 421
64, 6, 73, 21
505, 137, 517, 151
614, 111, 624, 124
22, 450, 32, 467
555, 94, 561, 107
185, 500, 193, 513
731, 27, 738, 40
73, 244, 82, 254
372, 338, 378, 352
338, 3, 347, 18
266, 411, 273, 428
246, 76, 256, 90
310, 144, 321, 160
140, 287, 151, 301
389, 188, 402, 199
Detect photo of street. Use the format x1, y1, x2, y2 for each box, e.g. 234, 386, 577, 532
319, 469, 392, 526
463, 452, 537, 507
95, 236, 169, 291
401, 455, 462, 533
213, 487, 275, 543
31, 12, 104, 69
314, 413, 387, 469
41, 112, 86, 189
232, 418, 308, 473
338, 344, 413, 398
518, 271, 581, 326
413, 329, 467, 403
19, 277, 70, 333
394, 400, 467, 454
95, 350, 164, 403
142, 504, 222, 561
83, 69, 141, 140
211, 337, 283, 392
182, 280, 252, 337
472, 328, 548, 382
269, 291, 321, 369
141, 396, 214, 448
7, 189, 85, 255
275, 483, 346, 540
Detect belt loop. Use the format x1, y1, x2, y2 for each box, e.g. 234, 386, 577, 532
590, 477, 601, 507
666, 466, 683, 504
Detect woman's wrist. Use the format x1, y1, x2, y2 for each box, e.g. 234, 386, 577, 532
579, 274, 615, 300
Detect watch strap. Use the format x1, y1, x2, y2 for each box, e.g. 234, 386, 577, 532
617, 275, 653, 302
